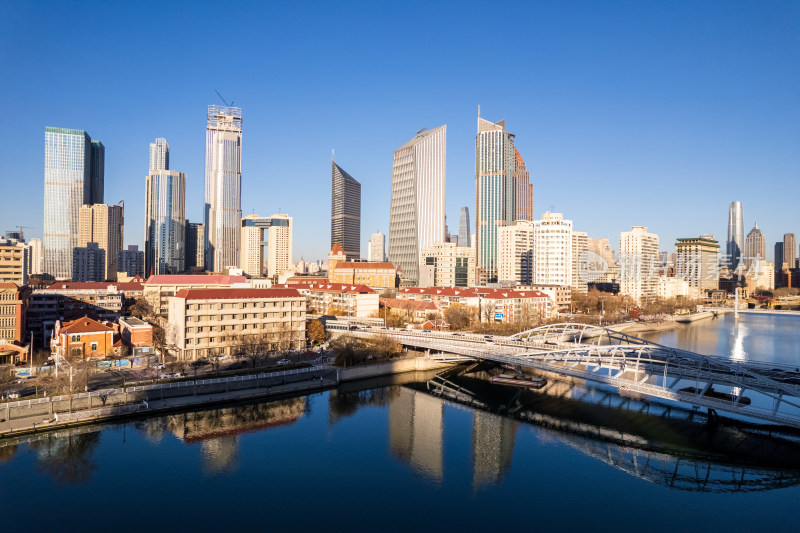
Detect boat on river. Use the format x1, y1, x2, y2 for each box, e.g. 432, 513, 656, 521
490, 374, 547, 389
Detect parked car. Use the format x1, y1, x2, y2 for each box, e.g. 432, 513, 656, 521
160, 372, 175, 379
4, 391, 20, 399
153, 363, 166, 370
276, 359, 292, 366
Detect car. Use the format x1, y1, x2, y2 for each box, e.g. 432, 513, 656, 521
160, 372, 175, 379
276, 359, 291, 366
4, 391, 20, 399
153, 363, 166, 370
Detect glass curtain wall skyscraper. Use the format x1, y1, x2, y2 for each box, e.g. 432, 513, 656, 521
145, 170, 186, 275
475, 115, 516, 284
744, 223, 766, 269
204, 105, 242, 272
43, 127, 104, 279
727, 201, 744, 271
389, 125, 446, 284
331, 160, 361, 261
514, 148, 533, 222
458, 206, 471, 248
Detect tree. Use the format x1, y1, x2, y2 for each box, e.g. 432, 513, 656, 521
444, 305, 474, 331
128, 295, 155, 320
306, 319, 326, 345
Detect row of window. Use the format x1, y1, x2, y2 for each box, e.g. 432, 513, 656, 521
187, 311, 304, 322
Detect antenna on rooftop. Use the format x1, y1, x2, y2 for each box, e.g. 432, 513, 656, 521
214, 89, 233, 107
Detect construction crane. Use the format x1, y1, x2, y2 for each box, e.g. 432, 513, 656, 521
214, 89, 234, 108
7, 226, 34, 241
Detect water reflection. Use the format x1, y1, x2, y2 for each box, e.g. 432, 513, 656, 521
731, 320, 747, 361
389, 387, 443, 482
472, 410, 517, 489
30, 430, 101, 485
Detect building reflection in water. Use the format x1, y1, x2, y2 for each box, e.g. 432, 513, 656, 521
472, 410, 518, 489
389, 387, 444, 482
166, 397, 307, 474
29, 429, 102, 485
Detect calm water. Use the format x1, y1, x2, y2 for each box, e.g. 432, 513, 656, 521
2, 314, 799, 532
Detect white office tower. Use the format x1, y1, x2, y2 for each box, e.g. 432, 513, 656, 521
571, 231, 589, 293
149, 138, 170, 172
29, 238, 43, 275
532, 212, 572, 286
620, 226, 660, 303
727, 201, 744, 271
240, 214, 264, 277
389, 125, 446, 284
497, 221, 534, 285
267, 213, 293, 279
369, 232, 386, 262
204, 105, 242, 272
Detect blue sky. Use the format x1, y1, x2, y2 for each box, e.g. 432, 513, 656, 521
1, 0, 798, 263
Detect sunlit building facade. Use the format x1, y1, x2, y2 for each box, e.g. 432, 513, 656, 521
145, 170, 186, 275
331, 161, 361, 261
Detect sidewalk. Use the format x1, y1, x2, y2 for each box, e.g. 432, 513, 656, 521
0, 375, 338, 438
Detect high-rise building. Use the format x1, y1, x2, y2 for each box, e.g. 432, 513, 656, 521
775, 241, 784, 270
726, 201, 744, 271
149, 138, 170, 172
388, 126, 446, 284
117, 245, 144, 278
331, 160, 361, 261
475, 115, 516, 284
744, 223, 766, 269
29, 238, 43, 276
498, 221, 534, 286
587, 237, 619, 283
204, 105, 242, 272
78, 203, 124, 281
145, 170, 186, 275
73, 242, 105, 282
43, 127, 104, 279
533, 212, 572, 287
514, 148, 533, 222
240, 214, 264, 278
571, 231, 588, 293
185, 222, 205, 271
458, 206, 471, 248
267, 213, 293, 279
675, 235, 720, 293
368, 232, 386, 262
620, 226, 660, 303
783, 233, 797, 270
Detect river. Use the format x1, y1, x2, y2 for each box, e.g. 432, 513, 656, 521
1, 314, 799, 532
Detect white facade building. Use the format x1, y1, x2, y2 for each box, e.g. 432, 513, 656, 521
497, 221, 534, 286
204, 105, 242, 272
388, 125, 446, 284
29, 238, 43, 276
571, 231, 588, 293
419, 241, 476, 288
657, 276, 690, 299
368, 232, 386, 262
620, 226, 660, 303
532, 212, 572, 287
267, 213, 293, 279
149, 138, 170, 172
240, 214, 264, 278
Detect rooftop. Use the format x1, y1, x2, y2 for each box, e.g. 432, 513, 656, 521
145, 274, 247, 285
60, 317, 113, 334
174, 288, 303, 300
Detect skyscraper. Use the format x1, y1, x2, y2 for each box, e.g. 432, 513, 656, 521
43, 127, 104, 279
78, 202, 124, 281
149, 137, 170, 172
331, 160, 361, 261
475, 114, 516, 284
266, 213, 293, 279
514, 148, 533, 222
368, 232, 386, 262
784, 233, 797, 270
744, 223, 766, 269
533, 212, 573, 286
29, 238, 43, 275
458, 206, 471, 248
388, 126, 446, 283
145, 170, 186, 275
185, 222, 205, 271
726, 201, 744, 271
117, 245, 144, 278
497, 220, 534, 285
72, 242, 105, 282
204, 105, 242, 272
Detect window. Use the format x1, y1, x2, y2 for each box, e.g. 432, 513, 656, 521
91, 342, 98, 351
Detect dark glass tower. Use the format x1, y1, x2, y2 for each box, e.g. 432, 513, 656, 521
331, 160, 361, 260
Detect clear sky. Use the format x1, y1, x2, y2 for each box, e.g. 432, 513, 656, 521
1, 0, 798, 263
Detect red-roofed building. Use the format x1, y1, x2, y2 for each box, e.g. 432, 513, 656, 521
380, 297, 440, 323
144, 274, 248, 317
168, 288, 306, 360
51, 317, 119, 360
327, 243, 398, 290
284, 282, 379, 318
397, 286, 554, 323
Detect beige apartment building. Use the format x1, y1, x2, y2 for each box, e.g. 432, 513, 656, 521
144, 274, 247, 316
168, 288, 306, 361
0, 238, 30, 285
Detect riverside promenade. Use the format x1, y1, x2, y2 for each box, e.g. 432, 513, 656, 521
0, 357, 453, 438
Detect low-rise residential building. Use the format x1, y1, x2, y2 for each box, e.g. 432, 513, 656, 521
119, 316, 153, 347
27, 280, 144, 347
397, 286, 554, 322
168, 288, 306, 361
328, 261, 399, 290
0, 282, 28, 364
657, 276, 691, 299
289, 283, 379, 318
397, 287, 481, 308
529, 284, 571, 313
143, 274, 247, 317
381, 297, 440, 323
51, 316, 119, 360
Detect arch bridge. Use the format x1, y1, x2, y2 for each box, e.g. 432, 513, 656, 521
344, 322, 800, 429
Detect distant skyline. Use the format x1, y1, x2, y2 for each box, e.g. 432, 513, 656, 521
2, 1, 799, 263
